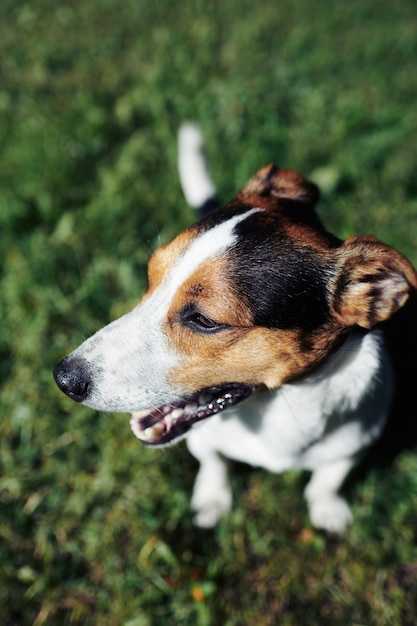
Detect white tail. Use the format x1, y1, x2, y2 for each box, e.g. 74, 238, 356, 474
177, 123, 218, 216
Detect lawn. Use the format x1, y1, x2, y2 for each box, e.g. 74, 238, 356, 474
1, 0, 417, 624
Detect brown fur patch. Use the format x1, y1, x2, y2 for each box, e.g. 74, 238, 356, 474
168, 324, 342, 394
241, 164, 319, 204
332, 235, 417, 329
168, 255, 254, 330
141, 226, 198, 300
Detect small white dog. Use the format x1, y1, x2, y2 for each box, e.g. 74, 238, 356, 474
54, 124, 417, 533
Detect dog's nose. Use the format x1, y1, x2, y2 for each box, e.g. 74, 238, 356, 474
53, 356, 92, 402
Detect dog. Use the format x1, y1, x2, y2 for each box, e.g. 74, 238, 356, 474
54, 124, 417, 533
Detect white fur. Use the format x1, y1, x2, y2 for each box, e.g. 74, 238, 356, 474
178, 123, 217, 207
187, 330, 393, 531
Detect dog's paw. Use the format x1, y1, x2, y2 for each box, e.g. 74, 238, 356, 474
193, 506, 226, 529
191, 487, 232, 529
308, 495, 353, 534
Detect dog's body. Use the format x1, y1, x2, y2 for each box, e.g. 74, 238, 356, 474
187, 328, 392, 530
54, 124, 417, 533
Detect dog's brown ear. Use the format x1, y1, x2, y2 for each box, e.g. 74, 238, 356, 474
332, 235, 417, 329
241, 164, 320, 205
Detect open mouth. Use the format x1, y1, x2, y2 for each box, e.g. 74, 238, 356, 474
130, 383, 255, 446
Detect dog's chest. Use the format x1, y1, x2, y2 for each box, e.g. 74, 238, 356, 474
188, 390, 328, 471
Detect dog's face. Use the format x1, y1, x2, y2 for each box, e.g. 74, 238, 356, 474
54, 165, 417, 446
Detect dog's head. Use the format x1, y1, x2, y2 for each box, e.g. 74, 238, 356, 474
54, 165, 417, 445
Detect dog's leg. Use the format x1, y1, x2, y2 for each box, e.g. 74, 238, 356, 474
191, 455, 232, 528
304, 457, 355, 533
187, 436, 232, 528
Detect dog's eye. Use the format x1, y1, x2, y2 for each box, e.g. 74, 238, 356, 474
181, 309, 229, 334
193, 314, 218, 329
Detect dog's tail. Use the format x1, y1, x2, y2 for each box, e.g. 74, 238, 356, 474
177, 123, 219, 218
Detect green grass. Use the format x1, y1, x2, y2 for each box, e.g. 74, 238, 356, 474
1, 0, 417, 624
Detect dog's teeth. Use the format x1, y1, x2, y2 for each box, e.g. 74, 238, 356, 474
143, 422, 165, 440
171, 408, 184, 419
184, 402, 198, 414
142, 428, 153, 440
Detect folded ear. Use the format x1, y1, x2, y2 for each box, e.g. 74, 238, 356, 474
332, 235, 417, 329
240, 164, 320, 206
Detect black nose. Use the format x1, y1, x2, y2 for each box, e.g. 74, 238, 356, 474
53, 356, 92, 403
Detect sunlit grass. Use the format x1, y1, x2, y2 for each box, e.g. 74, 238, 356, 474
1, 0, 417, 623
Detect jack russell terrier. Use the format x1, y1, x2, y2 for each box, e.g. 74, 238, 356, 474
54, 124, 417, 533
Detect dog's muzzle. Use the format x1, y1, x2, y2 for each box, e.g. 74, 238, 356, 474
53, 356, 91, 403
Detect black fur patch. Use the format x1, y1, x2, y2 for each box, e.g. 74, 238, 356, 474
197, 196, 220, 218
228, 212, 331, 331
196, 200, 257, 233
